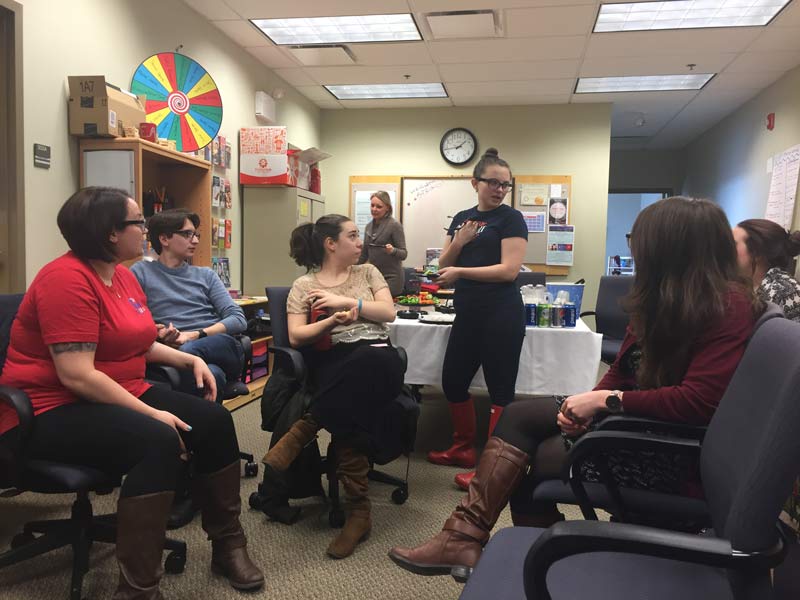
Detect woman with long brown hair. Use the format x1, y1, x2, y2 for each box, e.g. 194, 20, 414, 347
389, 196, 762, 581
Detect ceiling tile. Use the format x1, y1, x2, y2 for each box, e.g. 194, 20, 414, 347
771, 0, 800, 27
452, 94, 570, 106
571, 90, 699, 106
748, 26, 800, 52
429, 36, 586, 63
223, 0, 410, 19
724, 51, 800, 73
349, 42, 433, 65
303, 65, 441, 85
427, 11, 498, 39
505, 5, 598, 38
705, 71, 785, 91
440, 59, 580, 82
273, 68, 320, 86
245, 46, 300, 69
338, 98, 454, 108
288, 46, 355, 66
586, 28, 762, 58
447, 79, 575, 97
579, 54, 737, 77
295, 86, 338, 102
212, 20, 270, 47
182, 0, 240, 20
410, 0, 595, 10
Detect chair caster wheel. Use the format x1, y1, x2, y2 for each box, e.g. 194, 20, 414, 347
249, 492, 265, 510
164, 551, 186, 574
244, 462, 259, 477
329, 509, 345, 528
11, 532, 35, 549
391, 487, 408, 505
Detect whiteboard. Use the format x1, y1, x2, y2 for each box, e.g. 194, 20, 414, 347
401, 177, 510, 268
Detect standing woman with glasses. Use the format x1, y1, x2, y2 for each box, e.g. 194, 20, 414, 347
0, 188, 264, 596
426, 148, 528, 491
359, 191, 407, 297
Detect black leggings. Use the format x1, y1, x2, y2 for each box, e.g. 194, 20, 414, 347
2, 386, 239, 498
492, 396, 569, 515
441, 298, 525, 407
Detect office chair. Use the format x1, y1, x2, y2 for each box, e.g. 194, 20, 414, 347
0, 294, 186, 600
528, 303, 786, 529
579, 275, 634, 364
458, 315, 800, 599
515, 271, 546, 289
249, 286, 417, 527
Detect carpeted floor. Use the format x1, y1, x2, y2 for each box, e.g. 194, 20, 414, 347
0, 390, 590, 600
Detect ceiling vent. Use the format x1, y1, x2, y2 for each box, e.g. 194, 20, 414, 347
287, 45, 356, 66
425, 10, 500, 40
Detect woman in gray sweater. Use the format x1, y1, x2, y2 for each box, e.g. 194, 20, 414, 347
359, 191, 407, 297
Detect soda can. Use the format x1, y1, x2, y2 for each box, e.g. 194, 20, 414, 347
550, 304, 564, 328
563, 303, 577, 328
525, 303, 538, 327
537, 303, 551, 327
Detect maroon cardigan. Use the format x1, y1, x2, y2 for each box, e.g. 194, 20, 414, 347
594, 289, 755, 425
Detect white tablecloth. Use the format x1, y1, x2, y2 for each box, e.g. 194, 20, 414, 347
388, 316, 602, 396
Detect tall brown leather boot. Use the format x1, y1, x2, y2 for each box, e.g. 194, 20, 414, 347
112, 491, 174, 600
327, 445, 372, 559
427, 398, 477, 467
262, 413, 319, 471
389, 437, 529, 581
192, 462, 265, 591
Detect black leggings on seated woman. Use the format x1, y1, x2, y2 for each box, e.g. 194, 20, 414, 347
2, 386, 239, 498
491, 396, 569, 515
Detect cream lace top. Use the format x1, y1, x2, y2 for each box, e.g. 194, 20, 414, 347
287, 264, 391, 345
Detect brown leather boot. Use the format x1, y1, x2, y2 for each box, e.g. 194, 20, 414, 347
427, 398, 477, 467
327, 446, 372, 559
112, 491, 174, 600
389, 437, 529, 581
192, 462, 265, 591
262, 413, 319, 471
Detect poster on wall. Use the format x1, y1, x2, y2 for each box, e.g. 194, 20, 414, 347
765, 144, 800, 229
518, 183, 549, 206
546, 225, 575, 266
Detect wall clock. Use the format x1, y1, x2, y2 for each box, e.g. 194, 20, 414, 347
440, 127, 477, 166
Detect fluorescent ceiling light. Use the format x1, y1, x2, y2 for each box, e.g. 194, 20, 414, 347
576, 73, 714, 93
594, 0, 792, 32
251, 14, 421, 45
324, 83, 448, 100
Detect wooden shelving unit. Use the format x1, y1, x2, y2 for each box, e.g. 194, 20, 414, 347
79, 138, 213, 266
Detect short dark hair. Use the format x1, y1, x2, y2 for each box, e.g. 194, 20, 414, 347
57, 187, 131, 262
147, 208, 200, 254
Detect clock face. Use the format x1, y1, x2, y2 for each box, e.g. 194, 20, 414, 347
440, 128, 477, 166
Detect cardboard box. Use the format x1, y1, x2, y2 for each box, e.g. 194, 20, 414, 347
68, 76, 146, 137
239, 126, 330, 189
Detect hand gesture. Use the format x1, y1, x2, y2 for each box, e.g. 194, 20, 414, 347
191, 357, 217, 401
435, 266, 461, 287
156, 323, 181, 347
150, 409, 192, 459
331, 306, 359, 326
558, 390, 607, 433
453, 220, 480, 247
384, 243, 394, 254
309, 289, 355, 313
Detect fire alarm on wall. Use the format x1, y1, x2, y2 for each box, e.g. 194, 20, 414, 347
767, 112, 775, 130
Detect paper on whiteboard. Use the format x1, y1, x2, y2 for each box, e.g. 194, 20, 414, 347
765, 144, 800, 229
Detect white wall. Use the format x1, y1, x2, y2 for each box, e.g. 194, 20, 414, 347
19, 0, 321, 287
321, 103, 612, 310
683, 65, 800, 228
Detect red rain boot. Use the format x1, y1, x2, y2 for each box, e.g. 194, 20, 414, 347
427, 398, 477, 468
454, 405, 504, 490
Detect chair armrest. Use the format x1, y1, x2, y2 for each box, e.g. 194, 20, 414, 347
145, 364, 182, 389
0, 385, 33, 444
236, 334, 253, 362
396, 346, 408, 374
579, 310, 596, 318
269, 345, 306, 381
523, 520, 786, 600
594, 415, 707, 441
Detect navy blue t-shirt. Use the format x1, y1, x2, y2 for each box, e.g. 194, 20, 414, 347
446, 204, 528, 307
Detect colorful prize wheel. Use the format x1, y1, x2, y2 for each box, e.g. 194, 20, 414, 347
131, 52, 222, 152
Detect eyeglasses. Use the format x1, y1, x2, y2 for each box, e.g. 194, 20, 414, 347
174, 229, 201, 241
119, 219, 147, 231
626, 232, 632, 249
476, 177, 513, 192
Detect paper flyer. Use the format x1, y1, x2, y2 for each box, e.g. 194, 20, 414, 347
546, 225, 575, 266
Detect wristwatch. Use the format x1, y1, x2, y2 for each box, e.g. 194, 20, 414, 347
197, 330, 208, 339
605, 390, 623, 413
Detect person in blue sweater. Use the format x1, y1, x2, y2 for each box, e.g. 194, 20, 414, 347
131, 209, 248, 401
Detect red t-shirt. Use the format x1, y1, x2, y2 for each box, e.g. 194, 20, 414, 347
0, 252, 156, 434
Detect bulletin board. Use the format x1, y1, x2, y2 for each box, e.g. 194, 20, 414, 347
349, 176, 402, 239
514, 175, 572, 276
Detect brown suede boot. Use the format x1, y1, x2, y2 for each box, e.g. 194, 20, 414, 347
389, 437, 529, 581
327, 446, 372, 559
262, 413, 319, 471
112, 491, 174, 600
192, 462, 265, 591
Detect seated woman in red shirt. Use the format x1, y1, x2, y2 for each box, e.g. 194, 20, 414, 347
389, 196, 763, 581
0, 187, 263, 597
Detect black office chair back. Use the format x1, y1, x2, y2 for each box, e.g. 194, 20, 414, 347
515, 272, 546, 289
701, 316, 800, 553
594, 275, 633, 340
0, 294, 24, 375
265, 287, 292, 348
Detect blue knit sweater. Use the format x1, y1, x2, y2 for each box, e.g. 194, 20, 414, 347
130, 260, 246, 334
